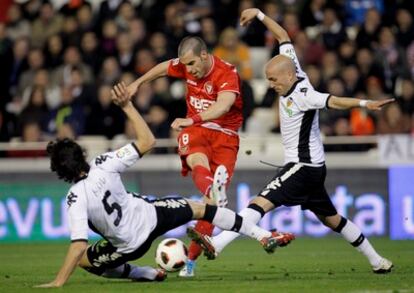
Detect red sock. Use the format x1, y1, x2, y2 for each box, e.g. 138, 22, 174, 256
192, 165, 213, 196
188, 220, 215, 260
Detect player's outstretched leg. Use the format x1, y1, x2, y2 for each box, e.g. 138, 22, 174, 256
188, 203, 295, 258
180, 165, 228, 277
327, 215, 393, 273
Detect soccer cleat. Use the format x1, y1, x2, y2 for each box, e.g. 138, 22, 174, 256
178, 260, 195, 277
260, 231, 296, 254
210, 165, 229, 207
187, 227, 217, 260
372, 258, 393, 274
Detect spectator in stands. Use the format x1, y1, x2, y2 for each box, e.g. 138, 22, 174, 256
213, 27, 253, 81
374, 27, 409, 91
345, 0, 384, 26
18, 85, 49, 133
5, 3, 31, 41
321, 51, 339, 82
115, 1, 136, 31
31, 2, 63, 48
355, 48, 383, 81
355, 8, 382, 49
338, 40, 356, 66
377, 103, 411, 134
4, 37, 29, 98
16, 48, 44, 98
76, 4, 95, 34
44, 34, 64, 69
101, 19, 118, 57
300, 0, 326, 28
61, 15, 81, 47
115, 32, 134, 72
283, 12, 301, 41
200, 17, 218, 51
349, 93, 376, 136
98, 56, 121, 86
134, 48, 156, 76
149, 32, 174, 63
128, 17, 147, 51
319, 8, 347, 50
394, 9, 414, 48
292, 31, 325, 66
60, 0, 90, 17
98, 0, 127, 26
46, 86, 85, 137
68, 66, 96, 106
163, 3, 188, 51
341, 65, 363, 96
397, 79, 414, 116
86, 84, 125, 139
52, 46, 93, 86
305, 64, 326, 92
21, 121, 43, 142
56, 122, 76, 140
0, 107, 16, 142
80, 32, 102, 75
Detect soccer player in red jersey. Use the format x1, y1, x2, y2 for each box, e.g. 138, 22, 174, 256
127, 37, 243, 277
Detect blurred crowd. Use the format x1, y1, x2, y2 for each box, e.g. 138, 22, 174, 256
0, 0, 413, 152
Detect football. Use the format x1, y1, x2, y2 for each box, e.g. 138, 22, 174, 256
155, 238, 188, 272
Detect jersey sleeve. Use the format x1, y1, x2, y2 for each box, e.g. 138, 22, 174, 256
167, 58, 186, 78
217, 68, 240, 95
66, 188, 88, 241
279, 42, 306, 79
92, 143, 141, 173
294, 87, 331, 111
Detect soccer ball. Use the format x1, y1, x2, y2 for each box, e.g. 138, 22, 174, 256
155, 238, 188, 272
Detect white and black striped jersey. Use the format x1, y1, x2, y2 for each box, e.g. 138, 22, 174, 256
65, 143, 158, 254
278, 42, 330, 165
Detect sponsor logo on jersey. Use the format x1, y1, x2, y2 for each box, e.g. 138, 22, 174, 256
189, 95, 215, 111
220, 82, 228, 89
116, 147, 131, 158
204, 81, 213, 95
67, 192, 78, 207
282, 99, 294, 117
153, 198, 188, 209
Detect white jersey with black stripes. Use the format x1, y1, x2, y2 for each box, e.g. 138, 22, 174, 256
278, 42, 329, 165
65, 143, 158, 254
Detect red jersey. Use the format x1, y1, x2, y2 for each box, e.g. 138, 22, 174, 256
167, 55, 243, 132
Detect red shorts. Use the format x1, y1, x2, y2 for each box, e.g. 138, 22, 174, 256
177, 126, 239, 179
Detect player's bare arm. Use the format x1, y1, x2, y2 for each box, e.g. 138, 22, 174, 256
35, 241, 88, 288
240, 8, 290, 43
126, 60, 169, 97
327, 96, 395, 111
170, 91, 236, 131
112, 82, 156, 155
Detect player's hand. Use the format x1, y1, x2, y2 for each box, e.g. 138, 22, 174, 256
366, 98, 395, 111
34, 281, 62, 288
171, 118, 194, 131
111, 82, 132, 108
240, 8, 260, 26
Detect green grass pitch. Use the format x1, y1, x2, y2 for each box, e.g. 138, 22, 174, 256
1, 237, 413, 292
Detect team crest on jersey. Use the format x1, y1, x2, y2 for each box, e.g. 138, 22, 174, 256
204, 81, 213, 95
287, 97, 293, 107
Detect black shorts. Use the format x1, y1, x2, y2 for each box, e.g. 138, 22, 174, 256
258, 163, 337, 217
86, 197, 193, 270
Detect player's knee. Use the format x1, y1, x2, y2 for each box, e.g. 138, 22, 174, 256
318, 214, 343, 230
187, 200, 205, 219
249, 196, 274, 213
187, 153, 210, 169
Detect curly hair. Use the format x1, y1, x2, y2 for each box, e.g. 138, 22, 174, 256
46, 138, 90, 183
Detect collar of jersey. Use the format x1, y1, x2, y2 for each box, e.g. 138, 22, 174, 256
202, 55, 215, 79
283, 77, 305, 97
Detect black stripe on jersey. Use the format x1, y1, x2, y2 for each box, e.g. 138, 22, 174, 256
298, 110, 316, 163
71, 239, 88, 243
131, 142, 143, 158
279, 41, 292, 47
325, 94, 332, 109
284, 78, 304, 97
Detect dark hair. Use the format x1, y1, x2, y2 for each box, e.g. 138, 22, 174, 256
177, 36, 207, 57
46, 138, 90, 183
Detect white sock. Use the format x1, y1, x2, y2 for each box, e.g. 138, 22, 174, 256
212, 207, 270, 242
340, 219, 382, 267
212, 207, 262, 253
101, 264, 158, 280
